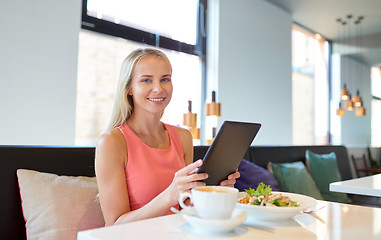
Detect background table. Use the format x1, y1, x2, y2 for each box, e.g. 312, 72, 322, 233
330, 174, 381, 197
78, 200, 381, 240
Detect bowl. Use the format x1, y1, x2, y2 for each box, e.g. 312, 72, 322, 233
236, 191, 317, 221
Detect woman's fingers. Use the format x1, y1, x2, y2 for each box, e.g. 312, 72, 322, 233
228, 170, 240, 180
175, 159, 208, 181
176, 159, 203, 176
175, 172, 208, 188
188, 167, 199, 175
181, 180, 207, 191
219, 179, 236, 187
219, 170, 240, 187
173, 159, 209, 192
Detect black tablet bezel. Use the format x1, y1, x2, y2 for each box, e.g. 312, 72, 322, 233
197, 121, 261, 185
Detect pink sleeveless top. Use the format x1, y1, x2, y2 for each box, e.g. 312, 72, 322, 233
118, 122, 186, 211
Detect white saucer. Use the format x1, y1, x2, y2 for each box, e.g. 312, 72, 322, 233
180, 208, 248, 234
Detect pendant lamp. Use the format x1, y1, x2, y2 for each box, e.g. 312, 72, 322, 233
352, 90, 362, 107
336, 15, 366, 117
206, 91, 221, 117
183, 100, 200, 139
336, 102, 345, 117
356, 103, 366, 116
345, 100, 354, 111
340, 84, 349, 101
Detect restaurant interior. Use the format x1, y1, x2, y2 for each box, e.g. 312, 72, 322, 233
1, 0, 381, 239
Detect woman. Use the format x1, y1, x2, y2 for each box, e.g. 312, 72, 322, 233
95, 48, 239, 226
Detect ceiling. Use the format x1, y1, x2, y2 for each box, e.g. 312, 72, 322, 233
265, 0, 381, 67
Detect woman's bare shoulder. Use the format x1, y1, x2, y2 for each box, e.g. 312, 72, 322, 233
96, 128, 126, 165
97, 129, 125, 149
171, 125, 192, 140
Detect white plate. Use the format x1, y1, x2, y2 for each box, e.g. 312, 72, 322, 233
236, 191, 317, 221
180, 208, 248, 234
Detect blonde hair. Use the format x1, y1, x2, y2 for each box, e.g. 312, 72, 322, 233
107, 48, 171, 131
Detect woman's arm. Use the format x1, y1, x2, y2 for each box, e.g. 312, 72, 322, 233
95, 129, 130, 226
175, 126, 194, 166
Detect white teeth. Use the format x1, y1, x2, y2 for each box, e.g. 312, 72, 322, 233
149, 98, 164, 102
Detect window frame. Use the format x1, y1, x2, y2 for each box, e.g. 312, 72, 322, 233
81, 0, 207, 58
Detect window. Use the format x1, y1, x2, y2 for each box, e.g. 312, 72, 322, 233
76, 0, 206, 145
371, 67, 381, 146
292, 26, 330, 145
81, 0, 205, 55
86, 0, 198, 45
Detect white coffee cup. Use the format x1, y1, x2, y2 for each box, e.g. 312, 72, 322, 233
179, 186, 238, 219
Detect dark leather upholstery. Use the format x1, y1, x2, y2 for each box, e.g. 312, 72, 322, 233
0, 146, 96, 240
1, 145, 379, 239
194, 145, 352, 180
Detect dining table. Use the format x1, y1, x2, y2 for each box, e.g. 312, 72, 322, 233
77, 200, 381, 240
329, 173, 381, 197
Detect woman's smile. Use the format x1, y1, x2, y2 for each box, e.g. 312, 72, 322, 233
148, 97, 166, 103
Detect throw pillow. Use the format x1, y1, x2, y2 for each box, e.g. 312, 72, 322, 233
269, 161, 324, 200
235, 159, 279, 192
305, 150, 352, 203
17, 169, 105, 240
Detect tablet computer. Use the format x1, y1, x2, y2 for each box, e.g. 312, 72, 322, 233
197, 121, 261, 185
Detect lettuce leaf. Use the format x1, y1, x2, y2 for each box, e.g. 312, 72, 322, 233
255, 182, 272, 196
244, 182, 272, 197
244, 188, 256, 197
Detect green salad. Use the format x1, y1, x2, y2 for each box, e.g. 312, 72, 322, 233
237, 182, 299, 207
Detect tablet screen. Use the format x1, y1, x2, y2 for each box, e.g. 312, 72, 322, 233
197, 121, 261, 185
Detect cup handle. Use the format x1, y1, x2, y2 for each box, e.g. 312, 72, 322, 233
178, 192, 192, 210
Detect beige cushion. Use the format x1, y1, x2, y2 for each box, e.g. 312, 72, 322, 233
17, 169, 105, 240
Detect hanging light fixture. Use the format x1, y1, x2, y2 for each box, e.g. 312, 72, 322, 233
206, 90, 221, 116
352, 90, 362, 107
336, 102, 345, 117
205, 90, 221, 144
336, 14, 366, 117
356, 101, 366, 116
344, 94, 354, 111
183, 100, 196, 127
183, 100, 200, 139
341, 83, 350, 100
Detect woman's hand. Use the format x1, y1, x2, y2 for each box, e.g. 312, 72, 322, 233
166, 159, 208, 205
219, 170, 240, 187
